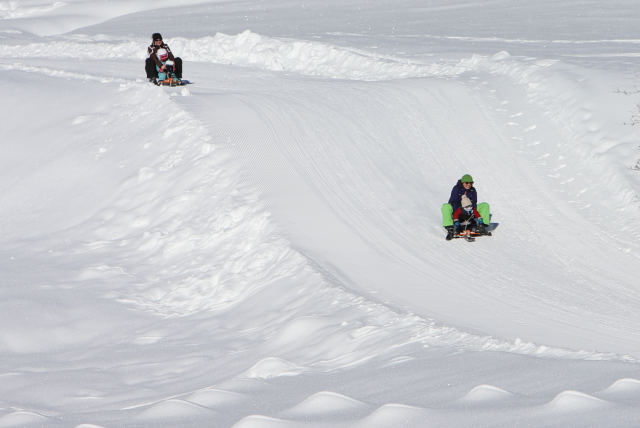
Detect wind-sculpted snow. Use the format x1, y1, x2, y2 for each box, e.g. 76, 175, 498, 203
168, 30, 477, 80
0, 1, 66, 20
3, 30, 602, 88
0, 0, 217, 35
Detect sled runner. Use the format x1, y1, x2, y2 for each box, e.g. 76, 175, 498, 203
157, 78, 189, 86
452, 228, 492, 242
149, 78, 192, 86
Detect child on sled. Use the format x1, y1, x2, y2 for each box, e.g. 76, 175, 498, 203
441, 174, 491, 241
146, 33, 185, 86
453, 195, 486, 237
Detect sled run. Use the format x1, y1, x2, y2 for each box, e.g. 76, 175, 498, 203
1, 1, 640, 427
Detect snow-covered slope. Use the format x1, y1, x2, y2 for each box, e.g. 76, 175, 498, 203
1, 1, 640, 427
177, 54, 640, 357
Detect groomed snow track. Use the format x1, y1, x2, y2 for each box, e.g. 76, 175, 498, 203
175, 55, 640, 358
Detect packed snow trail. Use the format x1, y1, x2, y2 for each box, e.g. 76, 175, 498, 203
175, 51, 640, 358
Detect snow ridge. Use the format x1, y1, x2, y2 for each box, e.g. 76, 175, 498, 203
2, 30, 489, 80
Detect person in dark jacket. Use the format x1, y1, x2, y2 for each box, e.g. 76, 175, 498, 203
145, 33, 183, 84
441, 174, 491, 240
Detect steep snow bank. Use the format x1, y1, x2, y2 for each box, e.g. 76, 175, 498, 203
175, 41, 640, 356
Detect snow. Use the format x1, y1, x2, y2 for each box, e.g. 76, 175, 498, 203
1, 0, 640, 427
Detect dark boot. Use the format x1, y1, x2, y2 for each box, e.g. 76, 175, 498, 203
445, 226, 455, 241
477, 223, 489, 235
174, 57, 183, 78
145, 58, 158, 79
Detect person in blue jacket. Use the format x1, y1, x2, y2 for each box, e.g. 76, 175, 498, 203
442, 174, 491, 240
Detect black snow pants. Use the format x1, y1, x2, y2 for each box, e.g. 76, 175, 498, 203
145, 57, 183, 79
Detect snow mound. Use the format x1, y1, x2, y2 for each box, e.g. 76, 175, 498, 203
232, 415, 291, 428
545, 390, 610, 412
240, 357, 309, 380
490, 51, 511, 61
458, 385, 516, 403
358, 404, 425, 426
187, 389, 247, 409
169, 30, 471, 80
596, 378, 640, 404
264, 317, 337, 350
279, 391, 369, 418
136, 399, 216, 419
602, 378, 640, 394
0, 411, 50, 427
0, 30, 497, 81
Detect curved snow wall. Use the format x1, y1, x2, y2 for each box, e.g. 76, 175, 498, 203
176, 57, 640, 357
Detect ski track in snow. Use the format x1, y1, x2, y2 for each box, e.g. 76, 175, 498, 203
2, 7, 640, 428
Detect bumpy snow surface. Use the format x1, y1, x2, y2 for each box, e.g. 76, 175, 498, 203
1, 1, 640, 427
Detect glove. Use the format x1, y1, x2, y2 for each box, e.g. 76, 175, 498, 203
454, 221, 460, 228
478, 218, 484, 225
